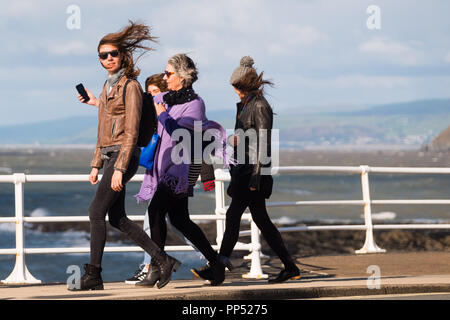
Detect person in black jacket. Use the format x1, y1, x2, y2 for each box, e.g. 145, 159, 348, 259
191, 56, 300, 285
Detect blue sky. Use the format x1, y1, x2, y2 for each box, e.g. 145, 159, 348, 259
1, 0, 450, 126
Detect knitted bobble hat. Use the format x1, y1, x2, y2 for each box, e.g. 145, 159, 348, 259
229, 56, 255, 86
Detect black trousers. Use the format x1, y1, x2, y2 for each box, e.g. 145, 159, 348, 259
219, 178, 297, 270
88, 152, 162, 267
148, 184, 218, 263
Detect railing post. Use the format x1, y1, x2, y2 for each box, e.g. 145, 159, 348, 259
1, 173, 41, 284
214, 170, 226, 248
355, 166, 386, 254
242, 220, 268, 279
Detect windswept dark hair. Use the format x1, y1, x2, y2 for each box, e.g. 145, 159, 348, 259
145, 73, 168, 93
98, 20, 158, 79
233, 70, 274, 98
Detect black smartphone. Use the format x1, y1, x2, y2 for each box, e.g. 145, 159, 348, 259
76, 83, 90, 102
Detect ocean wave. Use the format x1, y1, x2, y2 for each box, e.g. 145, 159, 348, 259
29, 207, 51, 217
400, 218, 450, 224
26, 229, 91, 248
272, 216, 299, 225
0, 167, 12, 174
0, 223, 15, 232
361, 211, 397, 221
279, 188, 313, 196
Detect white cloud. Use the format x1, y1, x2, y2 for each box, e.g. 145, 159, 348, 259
2, 1, 42, 17
333, 75, 411, 89
47, 41, 91, 55
359, 37, 424, 66
0, 65, 99, 88
288, 74, 412, 89
267, 25, 326, 55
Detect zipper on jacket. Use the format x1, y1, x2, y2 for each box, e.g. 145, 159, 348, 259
111, 119, 116, 138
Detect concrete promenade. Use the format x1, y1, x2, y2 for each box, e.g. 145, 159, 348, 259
0, 251, 449, 300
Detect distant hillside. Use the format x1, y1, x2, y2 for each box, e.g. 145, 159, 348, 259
0, 116, 97, 144
277, 99, 450, 149
1, 99, 450, 149
335, 99, 450, 117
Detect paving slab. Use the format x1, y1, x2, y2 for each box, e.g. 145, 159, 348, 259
0, 251, 449, 300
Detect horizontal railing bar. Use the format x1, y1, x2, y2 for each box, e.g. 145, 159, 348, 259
371, 200, 450, 204
3, 167, 450, 184
0, 243, 252, 255
369, 167, 450, 174
239, 223, 450, 236
373, 224, 450, 230
0, 249, 17, 255
2, 199, 450, 224
272, 166, 363, 174
0, 215, 227, 224
267, 200, 365, 207
239, 225, 368, 236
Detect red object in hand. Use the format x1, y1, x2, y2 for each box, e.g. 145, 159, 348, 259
203, 180, 215, 192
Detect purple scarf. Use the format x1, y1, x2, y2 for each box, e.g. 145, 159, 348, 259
135, 91, 234, 203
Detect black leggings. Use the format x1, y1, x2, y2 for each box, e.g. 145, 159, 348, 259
88, 152, 162, 267
219, 188, 296, 270
148, 185, 218, 263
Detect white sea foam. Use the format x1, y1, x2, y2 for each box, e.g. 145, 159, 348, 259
0, 167, 12, 174
272, 216, 298, 225
0, 223, 15, 232
401, 218, 450, 224
280, 188, 313, 196
29, 207, 51, 217
362, 211, 397, 221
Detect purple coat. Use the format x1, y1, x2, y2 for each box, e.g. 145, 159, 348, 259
135, 92, 232, 203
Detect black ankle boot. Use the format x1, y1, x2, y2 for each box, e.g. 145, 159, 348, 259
268, 266, 301, 284
69, 264, 104, 291
136, 261, 160, 288
154, 252, 181, 289
210, 262, 225, 286
191, 254, 231, 286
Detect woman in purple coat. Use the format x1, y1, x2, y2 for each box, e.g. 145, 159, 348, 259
135, 53, 232, 287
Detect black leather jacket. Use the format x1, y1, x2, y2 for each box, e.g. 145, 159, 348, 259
233, 94, 273, 190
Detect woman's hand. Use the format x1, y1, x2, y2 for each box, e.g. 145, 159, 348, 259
111, 170, 123, 192
89, 168, 99, 185
154, 102, 167, 116
78, 87, 100, 107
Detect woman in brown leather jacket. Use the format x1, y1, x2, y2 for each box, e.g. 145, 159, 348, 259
192, 56, 300, 285
72, 21, 180, 291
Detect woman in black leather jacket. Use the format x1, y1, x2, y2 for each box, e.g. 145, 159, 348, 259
191, 56, 300, 285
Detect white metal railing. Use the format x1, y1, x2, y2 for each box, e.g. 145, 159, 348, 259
1, 165, 450, 284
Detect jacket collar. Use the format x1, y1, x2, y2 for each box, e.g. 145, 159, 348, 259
106, 75, 128, 100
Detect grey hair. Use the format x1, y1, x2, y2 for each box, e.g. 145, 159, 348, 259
168, 53, 198, 87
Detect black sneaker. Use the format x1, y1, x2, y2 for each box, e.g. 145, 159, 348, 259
125, 266, 148, 284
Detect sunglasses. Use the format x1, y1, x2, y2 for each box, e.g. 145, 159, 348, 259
164, 70, 175, 77
98, 50, 119, 60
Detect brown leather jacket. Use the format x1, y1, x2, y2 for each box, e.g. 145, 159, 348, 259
91, 75, 143, 172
